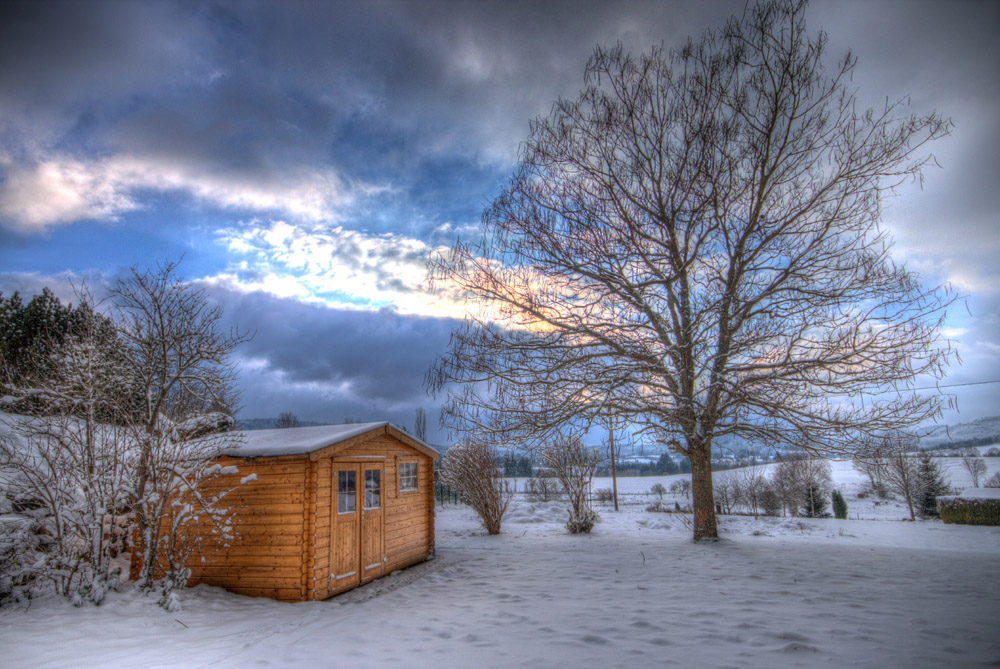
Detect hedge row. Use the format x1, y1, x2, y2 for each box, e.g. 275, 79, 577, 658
938, 497, 1000, 526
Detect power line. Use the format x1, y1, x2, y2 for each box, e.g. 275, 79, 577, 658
909, 379, 1000, 392
825, 379, 1000, 397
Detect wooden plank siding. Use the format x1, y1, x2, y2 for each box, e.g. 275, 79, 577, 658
183, 456, 309, 601
154, 428, 436, 602
310, 434, 435, 600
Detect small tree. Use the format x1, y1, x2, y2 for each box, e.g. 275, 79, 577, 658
541, 439, 600, 533
759, 485, 782, 516
853, 449, 889, 499
983, 472, 1000, 488
832, 490, 848, 520
414, 407, 427, 442
524, 472, 563, 502
274, 412, 300, 429
109, 261, 251, 597
960, 450, 987, 488
439, 440, 513, 535
770, 456, 832, 517
670, 479, 692, 500
915, 451, 949, 519
737, 464, 768, 518
872, 437, 922, 521
713, 472, 739, 515
801, 483, 828, 517
650, 483, 667, 500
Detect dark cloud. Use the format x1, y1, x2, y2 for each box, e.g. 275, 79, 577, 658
0, 1, 997, 431
209, 285, 457, 439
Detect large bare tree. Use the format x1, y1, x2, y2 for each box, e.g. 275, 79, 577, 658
428, 0, 952, 540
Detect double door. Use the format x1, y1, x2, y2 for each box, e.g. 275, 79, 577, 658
331, 462, 385, 591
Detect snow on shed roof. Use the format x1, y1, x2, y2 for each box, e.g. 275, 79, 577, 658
220, 422, 438, 459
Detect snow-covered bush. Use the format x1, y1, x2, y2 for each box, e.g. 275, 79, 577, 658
0, 267, 249, 607
541, 439, 600, 534
439, 440, 513, 535
0, 510, 45, 606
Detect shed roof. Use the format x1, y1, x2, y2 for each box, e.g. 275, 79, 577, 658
221, 421, 439, 460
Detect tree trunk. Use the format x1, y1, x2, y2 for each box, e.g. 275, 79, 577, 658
609, 425, 619, 512
689, 443, 718, 541
903, 491, 916, 521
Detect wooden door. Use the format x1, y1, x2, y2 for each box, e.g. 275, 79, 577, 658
360, 463, 385, 582
331, 465, 361, 591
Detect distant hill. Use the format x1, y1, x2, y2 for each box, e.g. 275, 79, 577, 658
919, 416, 1000, 448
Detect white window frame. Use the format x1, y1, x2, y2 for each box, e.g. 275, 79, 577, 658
398, 460, 418, 493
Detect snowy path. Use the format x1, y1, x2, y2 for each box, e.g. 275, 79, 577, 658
1, 502, 998, 668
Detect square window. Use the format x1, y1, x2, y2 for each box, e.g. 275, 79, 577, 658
399, 462, 418, 492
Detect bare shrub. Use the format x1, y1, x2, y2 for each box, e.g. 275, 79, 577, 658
541, 439, 600, 533
983, 472, 1000, 488
594, 488, 614, 503
759, 486, 782, 517
650, 483, 667, 500
524, 474, 564, 502
770, 457, 833, 517
961, 450, 988, 488
737, 465, 769, 518
670, 479, 691, 499
713, 472, 739, 514
439, 441, 513, 535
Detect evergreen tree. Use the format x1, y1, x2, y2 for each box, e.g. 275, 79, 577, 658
832, 489, 848, 520
656, 452, 679, 474
801, 483, 829, 517
915, 452, 949, 519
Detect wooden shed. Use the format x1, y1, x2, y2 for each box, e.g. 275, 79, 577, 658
142, 422, 438, 601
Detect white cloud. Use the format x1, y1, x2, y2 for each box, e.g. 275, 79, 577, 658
209, 220, 468, 319
0, 151, 377, 232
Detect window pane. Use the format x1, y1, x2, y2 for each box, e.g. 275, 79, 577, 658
365, 470, 381, 509
400, 462, 417, 491
338, 471, 356, 514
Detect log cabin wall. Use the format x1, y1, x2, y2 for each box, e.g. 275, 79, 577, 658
310, 433, 435, 599
182, 455, 310, 602
152, 425, 437, 602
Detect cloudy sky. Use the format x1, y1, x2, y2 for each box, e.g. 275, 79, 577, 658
1, 0, 997, 443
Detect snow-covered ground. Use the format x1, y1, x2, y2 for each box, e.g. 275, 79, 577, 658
587, 455, 1000, 520
2, 465, 999, 668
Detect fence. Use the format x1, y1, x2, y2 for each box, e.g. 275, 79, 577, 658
434, 482, 463, 505
430, 478, 693, 509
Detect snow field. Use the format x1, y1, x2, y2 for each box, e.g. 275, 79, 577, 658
2, 497, 999, 668
1, 456, 999, 668
587, 453, 1000, 521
